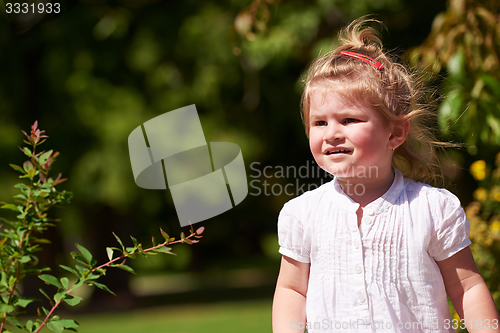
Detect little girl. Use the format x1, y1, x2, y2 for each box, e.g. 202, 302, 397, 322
272, 18, 500, 333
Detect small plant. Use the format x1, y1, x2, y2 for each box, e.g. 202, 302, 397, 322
0, 122, 203, 333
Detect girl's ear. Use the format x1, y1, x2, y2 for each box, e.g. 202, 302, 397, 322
388, 118, 410, 149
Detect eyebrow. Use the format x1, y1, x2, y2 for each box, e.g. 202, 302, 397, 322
310, 109, 364, 118
309, 114, 323, 119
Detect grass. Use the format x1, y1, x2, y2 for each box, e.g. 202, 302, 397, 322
9, 299, 272, 333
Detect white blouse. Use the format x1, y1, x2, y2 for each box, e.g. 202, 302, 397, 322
278, 169, 470, 332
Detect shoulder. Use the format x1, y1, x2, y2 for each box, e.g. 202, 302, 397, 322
402, 177, 466, 232
403, 177, 462, 208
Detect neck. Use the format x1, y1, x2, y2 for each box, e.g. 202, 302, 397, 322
337, 167, 395, 207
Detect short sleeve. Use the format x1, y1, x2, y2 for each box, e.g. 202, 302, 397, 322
428, 189, 471, 261
277, 202, 311, 263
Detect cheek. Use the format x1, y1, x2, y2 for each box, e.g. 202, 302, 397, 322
308, 132, 322, 152
352, 127, 385, 150
350, 130, 372, 147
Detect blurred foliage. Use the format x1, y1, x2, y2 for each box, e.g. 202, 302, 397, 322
410, 0, 500, 153
466, 155, 500, 306
0, 0, 448, 308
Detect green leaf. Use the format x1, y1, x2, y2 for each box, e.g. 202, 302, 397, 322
9, 164, 25, 173
106, 247, 114, 261
126, 247, 137, 254
39, 150, 53, 165
39, 306, 50, 317
39, 288, 51, 301
76, 244, 95, 265
71, 252, 89, 266
0, 303, 15, 313
75, 265, 88, 275
72, 278, 84, 289
8, 276, 17, 288
155, 246, 174, 255
13, 193, 27, 200
482, 73, 500, 99
26, 319, 34, 332
13, 183, 28, 189
23, 160, 34, 172
54, 291, 66, 303
85, 273, 100, 280
19, 255, 31, 263
160, 228, 169, 241
60, 277, 69, 290
0, 273, 8, 288
14, 297, 35, 308
89, 282, 115, 295
32, 237, 51, 244
22, 147, 32, 157
63, 295, 83, 306
59, 265, 79, 277
0, 204, 22, 213
6, 315, 24, 329
39, 274, 63, 289
447, 51, 465, 79
116, 264, 135, 274
17, 211, 27, 220
47, 319, 79, 333
113, 232, 125, 251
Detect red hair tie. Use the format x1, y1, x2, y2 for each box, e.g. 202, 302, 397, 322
340, 51, 384, 70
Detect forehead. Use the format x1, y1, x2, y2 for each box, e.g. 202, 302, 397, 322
308, 89, 372, 116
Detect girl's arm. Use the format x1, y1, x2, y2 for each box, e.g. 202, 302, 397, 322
272, 255, 310, 333
437, 246, 500, 332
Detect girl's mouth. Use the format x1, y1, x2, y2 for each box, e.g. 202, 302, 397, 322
325, 149, 352, 155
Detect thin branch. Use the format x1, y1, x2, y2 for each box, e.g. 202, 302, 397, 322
33, 230, 200, 333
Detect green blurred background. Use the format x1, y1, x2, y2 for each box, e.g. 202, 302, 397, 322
1, 0, 500, 332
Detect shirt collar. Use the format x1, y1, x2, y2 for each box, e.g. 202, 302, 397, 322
330, 168, 405, 214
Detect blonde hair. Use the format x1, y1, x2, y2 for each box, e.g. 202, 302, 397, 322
301, 18, 452, 186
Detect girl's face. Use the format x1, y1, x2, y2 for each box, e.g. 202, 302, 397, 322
308, 90, 394, 182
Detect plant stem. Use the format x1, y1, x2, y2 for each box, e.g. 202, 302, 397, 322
95, 231, 196, 271
33, 230, 198, 333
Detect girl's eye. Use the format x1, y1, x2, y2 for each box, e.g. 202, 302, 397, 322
314, 120, 327, 126
342, 118, 359, 124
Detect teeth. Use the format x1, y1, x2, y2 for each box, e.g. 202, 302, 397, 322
327, 149, 350, 155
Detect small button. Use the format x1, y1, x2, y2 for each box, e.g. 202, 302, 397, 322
365, 209, 374, 216
353, 239, 360, 249
363, 218, 372, 225
355, 265, 362, 274
358, 292, 366, 303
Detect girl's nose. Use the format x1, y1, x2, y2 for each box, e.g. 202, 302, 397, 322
323, 123, 342, 142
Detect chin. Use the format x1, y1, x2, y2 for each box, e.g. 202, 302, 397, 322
323, 166, 356, 178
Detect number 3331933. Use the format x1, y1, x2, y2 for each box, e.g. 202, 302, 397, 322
5, 2, 61, 14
